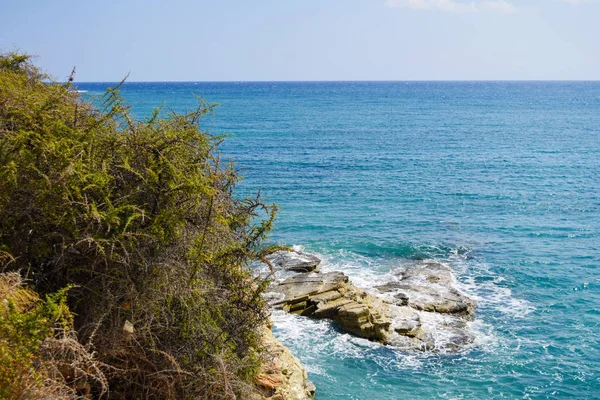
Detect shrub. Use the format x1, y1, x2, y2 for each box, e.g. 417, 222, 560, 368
0, 272, 67, 399
0, 52, 277, 399
0, 272, 106, 399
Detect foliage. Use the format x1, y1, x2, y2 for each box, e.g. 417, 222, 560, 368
0, 272, 65, 399
0, 272, 105, 399
0, 52, 277, 399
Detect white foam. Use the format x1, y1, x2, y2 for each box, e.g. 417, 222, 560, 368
468, 319, 500, 351
453, 262, 535, 319
298, 247, 392, 289
270, 309, 428, 373
267, 245, 531, 365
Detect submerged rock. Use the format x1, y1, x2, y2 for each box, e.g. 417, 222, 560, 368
266, 250, 321, 273
268, 261, 477, 353
388, 305, 421, 337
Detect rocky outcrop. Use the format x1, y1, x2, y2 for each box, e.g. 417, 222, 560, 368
267, 260, 477, 352
266, 250, 321, 273
255, 325, 315, 400
374, 261, 477, 351
270, 272, 391, 342
375, 262, 476, 319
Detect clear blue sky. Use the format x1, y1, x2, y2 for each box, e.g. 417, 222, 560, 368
1, 0, 599, 81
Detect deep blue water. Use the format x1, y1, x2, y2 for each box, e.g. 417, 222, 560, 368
78, 81, 600, 399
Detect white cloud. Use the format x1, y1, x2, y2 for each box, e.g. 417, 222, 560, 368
482, 0, 518, 13
558, 0, 597, 4
385, 0, 518, 14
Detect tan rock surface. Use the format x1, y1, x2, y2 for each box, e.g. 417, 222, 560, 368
270, 272, 392, 342
255, 325, 315, 400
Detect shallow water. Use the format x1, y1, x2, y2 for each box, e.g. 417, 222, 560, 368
78, 81, 600, 398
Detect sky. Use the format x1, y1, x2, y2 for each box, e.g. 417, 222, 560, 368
1, 0, 599, 81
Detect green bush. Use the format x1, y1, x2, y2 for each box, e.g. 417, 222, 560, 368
0, 273, 72, 399
0, 52, 277, 399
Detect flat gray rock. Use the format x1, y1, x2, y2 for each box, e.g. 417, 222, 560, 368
270, 272, 347, 300
388, 305, 421, 337
376, 262, 476, 319
266, 250, 321, 273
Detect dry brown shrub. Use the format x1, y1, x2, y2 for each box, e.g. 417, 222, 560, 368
1, 272, 107, 399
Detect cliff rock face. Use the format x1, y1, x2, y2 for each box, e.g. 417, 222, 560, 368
254, 325, 315, 400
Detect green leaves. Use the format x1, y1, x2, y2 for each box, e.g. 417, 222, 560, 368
0, 52, 278, 397
0, 275, 74, 399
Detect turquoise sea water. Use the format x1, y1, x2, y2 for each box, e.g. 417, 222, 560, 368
78, 82, 600, 399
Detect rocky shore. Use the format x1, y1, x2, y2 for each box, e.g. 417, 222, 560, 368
256, 248, 477, 399
255, 324, 315, 400
265, 249, 476, 352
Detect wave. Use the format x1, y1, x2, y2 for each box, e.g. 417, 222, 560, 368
267, 243, 533, 361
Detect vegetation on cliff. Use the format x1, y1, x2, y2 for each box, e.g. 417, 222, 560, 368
0, 52, 277, 399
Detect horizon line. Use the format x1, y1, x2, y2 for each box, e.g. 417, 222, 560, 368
72, 79, 600, 84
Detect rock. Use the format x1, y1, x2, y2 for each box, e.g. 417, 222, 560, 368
375, 262, 476, 319
442, 326, 474, 352
271, 272, 347, 300
270, 272, 391, 342
268, 260, 477, 353
123, 320, 134, 334
388, 305, 421, 337
255, 325, 315, 400
266, 250, 321, 273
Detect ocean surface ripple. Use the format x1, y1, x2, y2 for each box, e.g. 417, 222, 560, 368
78, 81, 600, 399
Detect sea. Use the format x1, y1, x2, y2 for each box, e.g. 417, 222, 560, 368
77, 81, 600, 399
